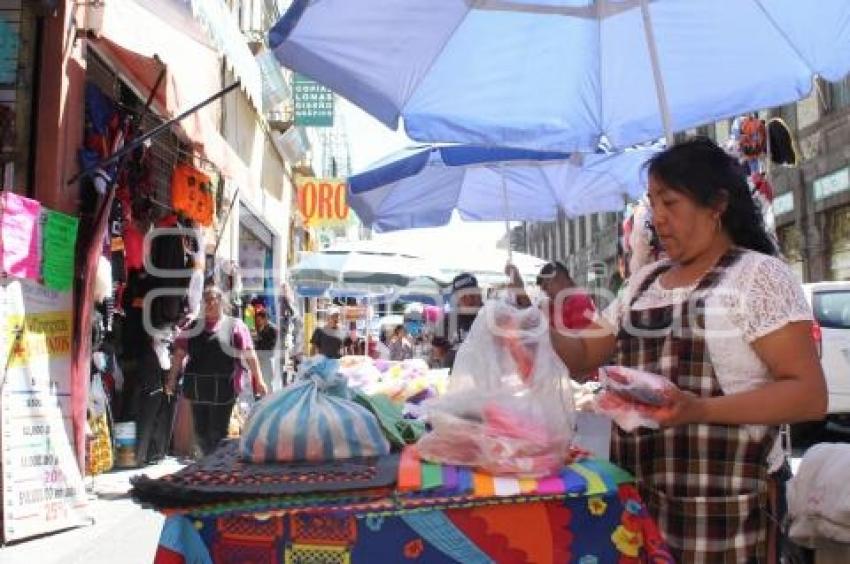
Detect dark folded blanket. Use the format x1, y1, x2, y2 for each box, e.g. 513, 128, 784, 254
131, 439, 399, 509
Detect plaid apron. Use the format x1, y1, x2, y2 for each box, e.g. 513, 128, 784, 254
611, 248, 778, 563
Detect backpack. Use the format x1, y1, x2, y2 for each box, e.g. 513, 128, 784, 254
738, 116, 767, 157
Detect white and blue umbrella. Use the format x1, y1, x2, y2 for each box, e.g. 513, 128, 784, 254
270, 0, 850, 151
347, 144, 656, 233
291, 245, 449, 288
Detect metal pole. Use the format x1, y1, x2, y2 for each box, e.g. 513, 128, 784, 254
639, 0, 675, 147
67, 81, 241, 185
500, 169, 514, 264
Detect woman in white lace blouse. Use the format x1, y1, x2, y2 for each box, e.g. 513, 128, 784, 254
551, 138, 826, 563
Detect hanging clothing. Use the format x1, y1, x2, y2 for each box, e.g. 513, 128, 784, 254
606, 248, 786, 562
767, 117, 798, 166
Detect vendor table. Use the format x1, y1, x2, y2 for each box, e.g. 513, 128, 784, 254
150, 455, 672, 563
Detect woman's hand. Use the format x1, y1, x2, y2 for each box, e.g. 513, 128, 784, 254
253, 377, 269, 398
640, 387, 706, 427
164, 375, 177, 397
505, 263, 524, 289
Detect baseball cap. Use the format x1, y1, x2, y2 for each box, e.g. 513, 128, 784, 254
451, 273, 479, 293
327, 305, 342, 316
536, 261, 570, 286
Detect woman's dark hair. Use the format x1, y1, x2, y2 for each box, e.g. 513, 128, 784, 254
646, 137, 777, 256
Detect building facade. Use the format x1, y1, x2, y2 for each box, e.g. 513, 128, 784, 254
522, 81, 850, 287
522, 211, 623, 293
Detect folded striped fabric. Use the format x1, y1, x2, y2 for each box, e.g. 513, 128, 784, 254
397, 447, 633, 498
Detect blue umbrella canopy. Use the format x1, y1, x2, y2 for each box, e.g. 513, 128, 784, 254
347, 144, 656, 232
271, 0, 850, 151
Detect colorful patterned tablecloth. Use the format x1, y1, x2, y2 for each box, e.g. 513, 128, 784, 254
153, 455, 672, 563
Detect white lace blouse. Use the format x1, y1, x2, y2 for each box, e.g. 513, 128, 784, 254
599, 249, 813, 471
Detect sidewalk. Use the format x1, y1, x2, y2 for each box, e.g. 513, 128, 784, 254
1, 458, 185, 564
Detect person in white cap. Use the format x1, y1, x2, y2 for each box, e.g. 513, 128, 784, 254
442, 273, 484, 370
309, 305, 352, 359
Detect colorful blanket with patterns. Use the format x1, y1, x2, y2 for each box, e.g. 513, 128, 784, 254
131, 439, 399, 507
396, 446, 632, 499
155, 483, 674, 564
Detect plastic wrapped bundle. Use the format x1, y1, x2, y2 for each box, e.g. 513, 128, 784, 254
416, 300, 575, 476
240, 356, 390, 463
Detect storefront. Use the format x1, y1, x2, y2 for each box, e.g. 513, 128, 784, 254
0, 1, 36, 190
72, 0, 259, 477
239, 202, 277, 304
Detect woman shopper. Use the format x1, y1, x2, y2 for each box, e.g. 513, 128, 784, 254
389, 325, 414, 361
165, 285, 268, 456
550, 138, 827, 562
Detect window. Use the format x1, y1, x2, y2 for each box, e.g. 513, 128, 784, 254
696, 124, 715, 141
813, 291, 850, 329
715, 119, 731, 146
797, 92, 820, 129
579, 216, 587, 248
828, 77, 850, 112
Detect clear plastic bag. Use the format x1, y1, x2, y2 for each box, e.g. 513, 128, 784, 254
594, 365, 679, 431
416, 300, 575, 476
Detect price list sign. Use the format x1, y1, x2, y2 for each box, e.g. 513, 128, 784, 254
1, 279, 88, 542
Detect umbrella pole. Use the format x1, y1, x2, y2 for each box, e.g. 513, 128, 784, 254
500, 171, 513, 264
639, 0, 675, 147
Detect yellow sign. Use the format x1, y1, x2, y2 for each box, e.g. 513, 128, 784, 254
296, 178, 350, 228
5, 312, 73, 368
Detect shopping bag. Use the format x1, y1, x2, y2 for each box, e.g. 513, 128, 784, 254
86, 411, 114, 475
416, 300, 575, 476
171, 396, 196, 458
240, 356, 390, 463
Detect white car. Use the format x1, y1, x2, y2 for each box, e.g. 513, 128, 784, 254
797, 281, 850, 441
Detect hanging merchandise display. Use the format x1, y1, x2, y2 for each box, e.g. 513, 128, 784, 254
0, 191, 41, 281
619, 198, 663, 280
767, 118, 799, 166
722, 113, 799, 248
171, 163, 214, 226
42, 209, 79, 291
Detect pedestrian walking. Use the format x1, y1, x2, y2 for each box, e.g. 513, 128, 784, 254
165, 285, 268, 457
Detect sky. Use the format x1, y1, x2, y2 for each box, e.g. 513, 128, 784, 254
338, 98, 512, 256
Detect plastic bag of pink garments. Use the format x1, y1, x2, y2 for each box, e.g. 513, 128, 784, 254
594, 365, 679, 431
416, 300, 575, 476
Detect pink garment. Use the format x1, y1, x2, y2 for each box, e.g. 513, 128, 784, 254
1, 192, 41, 280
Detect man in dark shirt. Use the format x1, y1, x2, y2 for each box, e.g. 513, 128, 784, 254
442, 273, 484, 370
253, 308, 279, 391
310, 306, 352, 359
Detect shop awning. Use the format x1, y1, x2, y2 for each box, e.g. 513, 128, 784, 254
90, 0, 258, 194
188, 0, 264, 114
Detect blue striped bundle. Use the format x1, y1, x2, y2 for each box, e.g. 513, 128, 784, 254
240, 372, 390, 463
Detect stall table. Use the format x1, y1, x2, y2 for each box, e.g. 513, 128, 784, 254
144, 446, 671, 563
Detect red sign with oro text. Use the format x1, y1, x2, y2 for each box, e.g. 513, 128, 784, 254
296, 178, 350, 228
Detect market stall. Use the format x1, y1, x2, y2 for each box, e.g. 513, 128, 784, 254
144, 445, 668, 563
132, 296, 671, 563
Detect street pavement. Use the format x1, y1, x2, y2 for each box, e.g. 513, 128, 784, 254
0, 446, 823, 563
0, 458, 185, 564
